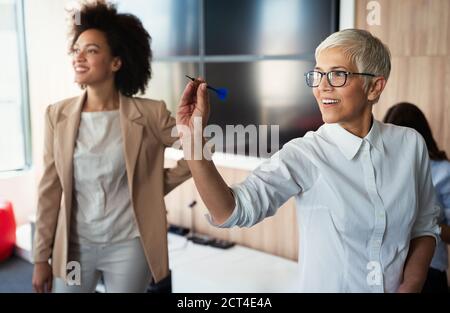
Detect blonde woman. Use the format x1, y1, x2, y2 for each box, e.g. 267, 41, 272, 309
176, 29, 440, 293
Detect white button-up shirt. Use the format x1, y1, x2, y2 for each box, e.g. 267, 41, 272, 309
213, 119, 440, 293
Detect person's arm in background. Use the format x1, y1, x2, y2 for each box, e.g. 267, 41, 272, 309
436, 162, 450, 244
32, 105, 63, 293
440, 224, 450, 243
398, 135, 440, 293
156, 100, 192, 195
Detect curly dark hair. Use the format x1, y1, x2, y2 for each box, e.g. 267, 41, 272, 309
69, 1, 152, 96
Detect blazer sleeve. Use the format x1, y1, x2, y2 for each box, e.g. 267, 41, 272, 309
33, 105, 63, 263
156, 101, 191, 195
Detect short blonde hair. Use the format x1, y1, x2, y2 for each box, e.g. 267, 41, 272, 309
315, 29, 391, 87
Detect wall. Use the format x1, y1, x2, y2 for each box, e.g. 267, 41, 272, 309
356, 0, 449, 154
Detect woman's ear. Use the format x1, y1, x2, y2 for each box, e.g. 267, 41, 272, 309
112, 57, 122, 72
367, 77, 386, 102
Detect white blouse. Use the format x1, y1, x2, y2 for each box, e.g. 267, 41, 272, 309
213, 119, 440, 293
70, 110, 140, 244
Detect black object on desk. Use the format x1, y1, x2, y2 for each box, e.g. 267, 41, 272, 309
187, 234, 235, 249
168, 224, 190, 236
209, 239, 235, 249
187, 233, 213, 245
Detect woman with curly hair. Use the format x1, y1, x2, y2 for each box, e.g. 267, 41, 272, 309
32, 1, 190, 293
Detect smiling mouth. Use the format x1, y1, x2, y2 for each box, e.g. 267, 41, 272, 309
74, 66, 89, 73
321, 99, 340, 106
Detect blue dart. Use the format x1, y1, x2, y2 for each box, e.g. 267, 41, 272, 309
185, 75, 228, 101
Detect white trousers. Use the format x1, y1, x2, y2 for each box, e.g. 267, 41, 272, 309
53, 237, 151, 293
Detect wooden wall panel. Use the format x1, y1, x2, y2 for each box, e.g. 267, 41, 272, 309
356, 0, 449, 57
373, 56, 448, 152
356, 0, 450, 155
165, 177, 195, 228
445, 57, 450, 155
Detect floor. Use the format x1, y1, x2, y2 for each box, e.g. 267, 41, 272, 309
0, 255, 170, 293
0, 256, 33, 293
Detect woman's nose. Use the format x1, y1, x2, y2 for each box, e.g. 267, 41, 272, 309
317, 74, 333, 92
74, 50, 86, 62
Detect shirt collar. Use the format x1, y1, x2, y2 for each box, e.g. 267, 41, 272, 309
324, 117, 385, 160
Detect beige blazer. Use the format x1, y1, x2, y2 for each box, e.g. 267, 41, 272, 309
33, 91, 191, 283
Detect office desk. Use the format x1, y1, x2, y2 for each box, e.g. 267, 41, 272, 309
168, 233, 299, 292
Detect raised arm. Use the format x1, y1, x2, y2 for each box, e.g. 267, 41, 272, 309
176, 80, 235, 224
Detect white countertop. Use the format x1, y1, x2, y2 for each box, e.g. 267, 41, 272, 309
168, 233, 299, 293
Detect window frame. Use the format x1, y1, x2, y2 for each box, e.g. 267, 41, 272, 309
0, 0, 32, 175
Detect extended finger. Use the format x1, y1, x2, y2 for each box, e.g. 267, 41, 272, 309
179, 82, 196, 107
196, 83, 209, 114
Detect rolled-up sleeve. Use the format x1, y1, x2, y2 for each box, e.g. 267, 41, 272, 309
208, 140, 319, 228
205, 188, 241, 227
411, 136, 441, 244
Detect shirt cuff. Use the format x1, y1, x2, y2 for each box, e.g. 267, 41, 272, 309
205, 205, 240, 228
205, 189, 240, 228
411, 226, 441, 246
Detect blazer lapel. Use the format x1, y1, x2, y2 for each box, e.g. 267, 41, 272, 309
55, 92, 85, 221
119, 94, 143, 197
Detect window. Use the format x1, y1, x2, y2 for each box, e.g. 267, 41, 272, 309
116, 0, 338, 156
0, 0, 31, 172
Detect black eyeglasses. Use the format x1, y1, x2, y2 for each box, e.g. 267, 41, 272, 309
304, 70, 376, 88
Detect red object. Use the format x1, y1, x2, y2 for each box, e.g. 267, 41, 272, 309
0, 200, 16, 261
